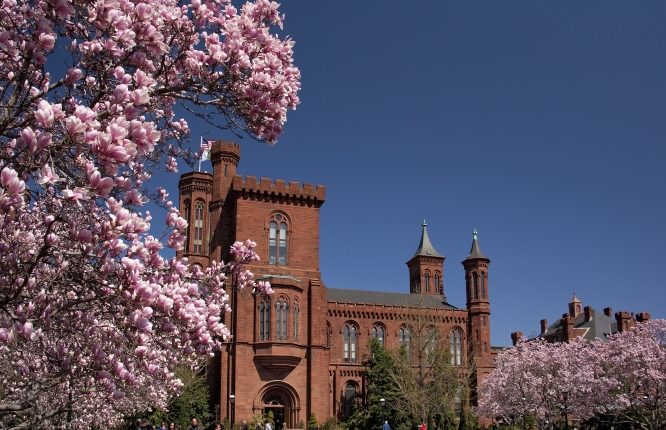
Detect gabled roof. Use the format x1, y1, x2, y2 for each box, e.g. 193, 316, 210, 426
326, 288, 459, 310
541, 309, 617, 342
409, 220, 444, 260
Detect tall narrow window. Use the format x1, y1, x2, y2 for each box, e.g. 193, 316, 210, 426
293, 301, 300, 340
434, 273, 440, 293
424, 272, 430, 292
259, 299, 271, 341
473, 272, 479, 300
371, 325, 385, 347
276, 299, 288, 340
268, 213, 288, 265
183, 200, 191, 251
481, 272, 486, 299
193, 200, 204, 254
398, 326, 410, 360
343, 323, 358, 363
344, 383, 357, 418
425, 326, 438, 356
450, 329, 462, 366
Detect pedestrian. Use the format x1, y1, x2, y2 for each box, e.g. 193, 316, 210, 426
382, 421, 390, 430
419, 422, 427, 430
189, 418, 200, 430
169, 424, 177, 430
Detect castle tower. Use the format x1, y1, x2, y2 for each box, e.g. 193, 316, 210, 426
462, 229, 493, 400
406, 221, 446, 298
209, 141, 241, 262
177, 170, 213, 268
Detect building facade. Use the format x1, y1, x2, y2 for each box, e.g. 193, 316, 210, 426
510, 294, 652, 345
177, 141, 495, 427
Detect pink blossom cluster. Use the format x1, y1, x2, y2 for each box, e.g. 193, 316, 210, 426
477, 319, 666, 429
0, 0, 293, 427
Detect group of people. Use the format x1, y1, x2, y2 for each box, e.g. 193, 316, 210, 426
134, 417, 210, 430
382, 420, 427, 430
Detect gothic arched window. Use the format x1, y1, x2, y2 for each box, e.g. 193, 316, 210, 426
434, 272, 441, 293
268, 213, 289, 265
275, 299, 288, 340
343, 323, 358, 363
398, 326, 410, 360
259, 298, 271, 341
424, 272, 431, 293
183, 199, 191, 251
481, 272, 486, 299
371, 324, 385, 347
193, 200, 205, 254
450, 329, 463, 366
473, 272, 479, 300
344, 382, 357, 418
293, 300, 300, 340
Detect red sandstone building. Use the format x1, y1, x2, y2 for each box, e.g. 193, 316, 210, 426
178, 141, 496, 427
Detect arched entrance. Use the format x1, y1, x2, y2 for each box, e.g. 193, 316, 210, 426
254, 382, 300, 430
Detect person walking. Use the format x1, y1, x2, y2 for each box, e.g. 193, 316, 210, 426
382, 421, 391, 430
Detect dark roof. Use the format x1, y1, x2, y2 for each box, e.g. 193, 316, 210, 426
542, 309, 617, 341
464, 229, 489, 261
326, 288, 459, 310
409, 220, 444, 260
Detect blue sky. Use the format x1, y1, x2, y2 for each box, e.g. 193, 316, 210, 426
172, 1, 666, 346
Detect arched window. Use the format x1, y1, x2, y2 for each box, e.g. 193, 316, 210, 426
343, 323, 358, 363
450, 329, 463, 366
424, 272, 430, 292
371, 325, 385, 347
398, 326, 410, 360
434, 272, 440, 294
259, 298, 271, 341
193, 200, 205, 254
275, 299, 288, 340
268, 213, 288, 265
293, 300, 300, 340
182, 199, 191, 251
425, 326, 438, 356
344, 383, 357, 418
473, 272, 479, 300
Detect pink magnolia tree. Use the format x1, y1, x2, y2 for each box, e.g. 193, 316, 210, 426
0, 0, 297, 428
477, 319, 666, 430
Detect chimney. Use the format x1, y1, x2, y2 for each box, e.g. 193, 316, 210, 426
603, 307, 612, 317
615, 311, 633, 333
584, 306, 594, 322
562, 314, 574, 341
511, 331, 524, 346
540, 319, 548, 335
636, 312, 651, 323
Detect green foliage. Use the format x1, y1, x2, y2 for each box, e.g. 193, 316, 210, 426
264, 410, 275, 427
308, 414, 319, 430
320, 417, 338, 430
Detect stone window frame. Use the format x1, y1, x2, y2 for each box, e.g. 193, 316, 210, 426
370, 323, 386, 347
275, 295, 289, 340
193, 199, 205, 254
292, 297, 300, 341
424, 270, 431, 293
342, 321, 359, 363
268, 211, 290, 266
449, 327, 463, 366
258, 297, 271, 341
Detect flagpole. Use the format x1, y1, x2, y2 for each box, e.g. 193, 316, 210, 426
198, 136, 202, 172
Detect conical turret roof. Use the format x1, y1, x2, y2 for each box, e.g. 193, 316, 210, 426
410, 220, 444, 260
464, 229, 489, 261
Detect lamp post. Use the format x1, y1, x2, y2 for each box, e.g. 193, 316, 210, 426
562, 391, 569, 430
380, 398, 385, 424
230, 394, 236, 427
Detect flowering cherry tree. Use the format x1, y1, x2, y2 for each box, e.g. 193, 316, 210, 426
477, 319, 666, 430
0, 0, 296, 427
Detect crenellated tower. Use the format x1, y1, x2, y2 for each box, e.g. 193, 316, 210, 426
462, 229, 493, 400
209, 141, 241, 263
406, 221, 446, 299
177, 171, 213, 268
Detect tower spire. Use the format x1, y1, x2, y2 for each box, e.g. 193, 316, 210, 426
465, 228, 488, 261
412, 219, 443, 259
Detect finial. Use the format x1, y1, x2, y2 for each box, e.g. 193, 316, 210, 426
473, 228, 478, 240
422, 219, 427, 227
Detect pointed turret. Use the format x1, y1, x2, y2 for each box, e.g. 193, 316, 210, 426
464, 229, 488, 261
406, 220, 445, 297
411, 220, 444, 259
568, 293, 582, 317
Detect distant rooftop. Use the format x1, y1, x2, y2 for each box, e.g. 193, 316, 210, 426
326, 287, 459, 310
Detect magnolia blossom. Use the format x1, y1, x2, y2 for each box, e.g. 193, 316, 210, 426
477, 320, 666, 430
0, 0, 297, 428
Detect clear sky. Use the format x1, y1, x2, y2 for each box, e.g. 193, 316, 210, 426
171, 1, 666, 346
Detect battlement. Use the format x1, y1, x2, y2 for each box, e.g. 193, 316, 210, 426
232, 175, 326, 202
179, 171, 213, 190
210, 140, 241, 164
